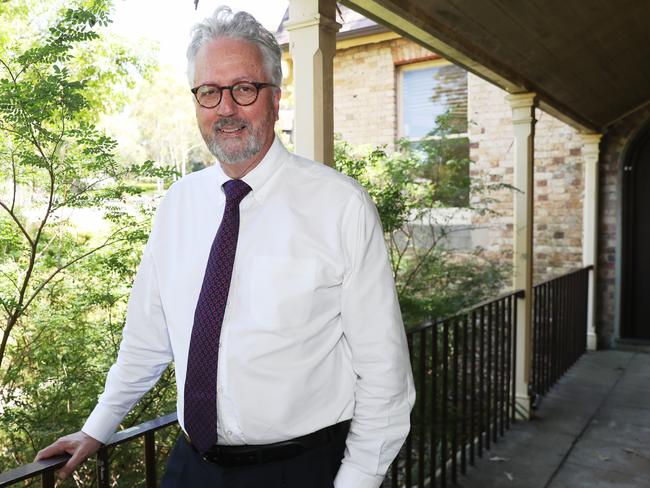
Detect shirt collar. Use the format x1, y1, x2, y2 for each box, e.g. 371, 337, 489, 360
214, 136, 287, 204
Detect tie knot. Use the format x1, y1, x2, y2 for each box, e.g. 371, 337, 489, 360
223, 179, 252, 205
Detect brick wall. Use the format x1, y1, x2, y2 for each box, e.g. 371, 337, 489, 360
467, 75, 515, 263
332, 41, 588, 283
333, 41, 397, 147
467, 73, 585, 283
332, 38, 440, 147
533, 111, 585, 278
597, 105, 650, 347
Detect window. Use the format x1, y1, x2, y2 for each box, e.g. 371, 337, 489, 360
398, 60, 470, 207
399, 60, 468, 139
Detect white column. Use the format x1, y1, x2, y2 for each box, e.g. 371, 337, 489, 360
581, 133, 602, 351
286, 0, 340, 165
507, 92, 537, 420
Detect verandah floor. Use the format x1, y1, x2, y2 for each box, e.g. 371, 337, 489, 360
457, 350, 650, 488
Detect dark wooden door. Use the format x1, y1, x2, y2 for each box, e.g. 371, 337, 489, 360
622, 126, 650, 339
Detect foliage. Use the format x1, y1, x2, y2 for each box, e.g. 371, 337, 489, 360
399, 112, 471, 208
0, 1, 177, 483
335, 119, 509, 328
105, 70, 213, 178
0, 235, 177, 485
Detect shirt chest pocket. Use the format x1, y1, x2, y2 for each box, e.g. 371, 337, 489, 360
248, 256, 317, 328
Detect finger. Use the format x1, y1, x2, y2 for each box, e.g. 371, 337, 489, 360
56, 449, 86, 480
35, 442, 67, 461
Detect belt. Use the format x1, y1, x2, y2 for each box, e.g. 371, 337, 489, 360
185, 420, 351, 467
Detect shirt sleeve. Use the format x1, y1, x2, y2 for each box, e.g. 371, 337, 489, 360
82, 246, 173, 443
334, 189, 416, 488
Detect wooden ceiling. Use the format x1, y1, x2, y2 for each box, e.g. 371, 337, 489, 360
342, 0, 650, 132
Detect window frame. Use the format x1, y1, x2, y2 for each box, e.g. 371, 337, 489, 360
397, 59, 468, 142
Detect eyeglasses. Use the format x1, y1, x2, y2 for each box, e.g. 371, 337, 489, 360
191, 81, 277, 108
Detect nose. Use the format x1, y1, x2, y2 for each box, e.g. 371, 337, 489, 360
216, 88, 237, 117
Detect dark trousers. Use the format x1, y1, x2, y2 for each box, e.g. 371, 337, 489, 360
161, 425, 348, 488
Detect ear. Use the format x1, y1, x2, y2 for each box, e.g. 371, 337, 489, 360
273, 88, 281, 122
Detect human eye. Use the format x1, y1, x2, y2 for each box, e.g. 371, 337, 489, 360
198, 85, 219, 98
234, 83, 256, 95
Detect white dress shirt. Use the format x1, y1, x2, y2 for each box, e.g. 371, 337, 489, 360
82, 137, 415, 487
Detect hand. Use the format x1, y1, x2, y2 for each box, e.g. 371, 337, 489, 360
35, 431, 102, 480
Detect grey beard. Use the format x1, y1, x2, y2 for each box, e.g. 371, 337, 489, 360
206, 119, 264, 165
207, 136, 263, 165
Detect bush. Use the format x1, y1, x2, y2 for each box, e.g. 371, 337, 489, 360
334, 121, 509, 328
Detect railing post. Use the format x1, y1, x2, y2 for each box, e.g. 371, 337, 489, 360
581, 133, 602, 351
507, 92, 537, 420
145, 431, 156, 488
41, 470, 55, 488
96, 447, 109, 488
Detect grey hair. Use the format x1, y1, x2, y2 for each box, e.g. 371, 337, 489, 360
186, 6, 283, 87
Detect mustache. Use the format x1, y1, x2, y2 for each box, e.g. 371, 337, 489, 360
213, 118, 248, 131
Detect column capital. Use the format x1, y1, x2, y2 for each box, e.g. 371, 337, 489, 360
507, 92, 537, 127
506, 92, 537, 109
580, 133, 602, 160
284, 14, 341, 33
580, 132, 602, 144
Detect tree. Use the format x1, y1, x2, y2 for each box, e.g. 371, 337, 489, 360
111, 71, 213, 178
1, 0, 134, 372
0, 1, 177, 481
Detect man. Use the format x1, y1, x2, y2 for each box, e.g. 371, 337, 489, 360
37, 7, 414, 487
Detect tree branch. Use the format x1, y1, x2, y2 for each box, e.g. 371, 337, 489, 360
399, 226, 440, 294
0, 299, 10, 317
0, 58, 17, 82
0, 137, 56, 370
0, 269, 20, 293
0, 199, 34, 247
52, 173, 124, 210
48, 118, 65, 164
20, 229, 129, 315
391, 227, 414, 292
10, 149, 18, 212
0, 123, 32, 141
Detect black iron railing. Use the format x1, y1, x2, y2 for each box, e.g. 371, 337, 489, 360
383, 290, 522, 488
0, 413, 178, 488
0, 268, 592, 488
531, 266, 591, 397
383, 266, 592, 487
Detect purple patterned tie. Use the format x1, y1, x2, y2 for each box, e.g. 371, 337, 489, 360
184, 179, 251, 454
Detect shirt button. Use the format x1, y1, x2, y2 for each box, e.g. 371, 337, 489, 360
217, 386, 223, 393
227, 430, 233, 436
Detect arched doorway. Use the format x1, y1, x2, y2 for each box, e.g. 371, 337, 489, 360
621, 123, 650, 340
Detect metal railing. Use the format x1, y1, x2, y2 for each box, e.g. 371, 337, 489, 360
0, 413, 178, 488
383, 290, 522, 488
0, 268, 592, 488
531, 266, 591, 397
383, 266, 592, 487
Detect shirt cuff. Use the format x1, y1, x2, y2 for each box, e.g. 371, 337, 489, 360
334, 463, 385, 488
81, 405, 125, 444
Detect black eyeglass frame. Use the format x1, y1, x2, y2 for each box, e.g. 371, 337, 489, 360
190, 81, 278, 108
